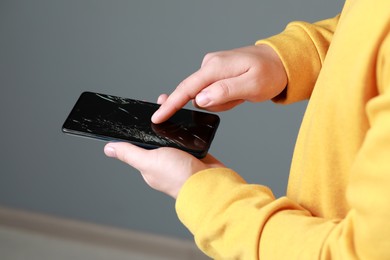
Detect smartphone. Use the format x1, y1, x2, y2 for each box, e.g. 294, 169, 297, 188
62, 91, 220, 158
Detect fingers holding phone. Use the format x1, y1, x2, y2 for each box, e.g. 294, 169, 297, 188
104, 142, 224, 198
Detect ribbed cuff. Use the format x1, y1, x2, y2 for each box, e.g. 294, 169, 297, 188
175, 168, 246, 234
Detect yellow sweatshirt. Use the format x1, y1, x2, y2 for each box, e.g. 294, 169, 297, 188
176, 0, 390, 259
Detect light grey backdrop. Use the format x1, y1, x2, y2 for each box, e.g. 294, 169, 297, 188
0, 0, 342, 239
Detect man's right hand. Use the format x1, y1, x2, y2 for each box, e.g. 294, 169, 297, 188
152, 44, 288, 124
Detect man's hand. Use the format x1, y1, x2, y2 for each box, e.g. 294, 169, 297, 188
152, 44, 287, 124
104, 143, 224, 199
104, 94, 225, 199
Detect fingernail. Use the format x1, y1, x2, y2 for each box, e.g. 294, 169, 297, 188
196, 92, 211, 107
151, 111, 160, 123
104, 146, 117, 158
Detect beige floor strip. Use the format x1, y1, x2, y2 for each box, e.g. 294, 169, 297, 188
0, 206, 208, 260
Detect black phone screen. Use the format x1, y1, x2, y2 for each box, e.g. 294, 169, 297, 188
62, 92, 220, 158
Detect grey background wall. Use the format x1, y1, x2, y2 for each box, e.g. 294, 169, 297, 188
0, 0, 342, 239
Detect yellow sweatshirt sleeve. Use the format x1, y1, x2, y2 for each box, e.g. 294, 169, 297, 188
176, 168, 339, 259
175, 27, 390, 260
256, 15, 339, 103
176, 168, 332, 259
176, 74, 390, 259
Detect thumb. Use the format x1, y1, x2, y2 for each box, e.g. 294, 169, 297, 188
195, 74, 251, 108
104, 142, 150, 170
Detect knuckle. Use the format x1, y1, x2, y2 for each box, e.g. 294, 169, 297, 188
217, 80, 232, 99
175, 80, 186, 92
202, 52, 216, 65
143, 175, 157, 189
175, 80, 195, 101
203, 52, 224, 67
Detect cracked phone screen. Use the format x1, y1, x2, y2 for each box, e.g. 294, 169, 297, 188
62, 92, 220, 158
